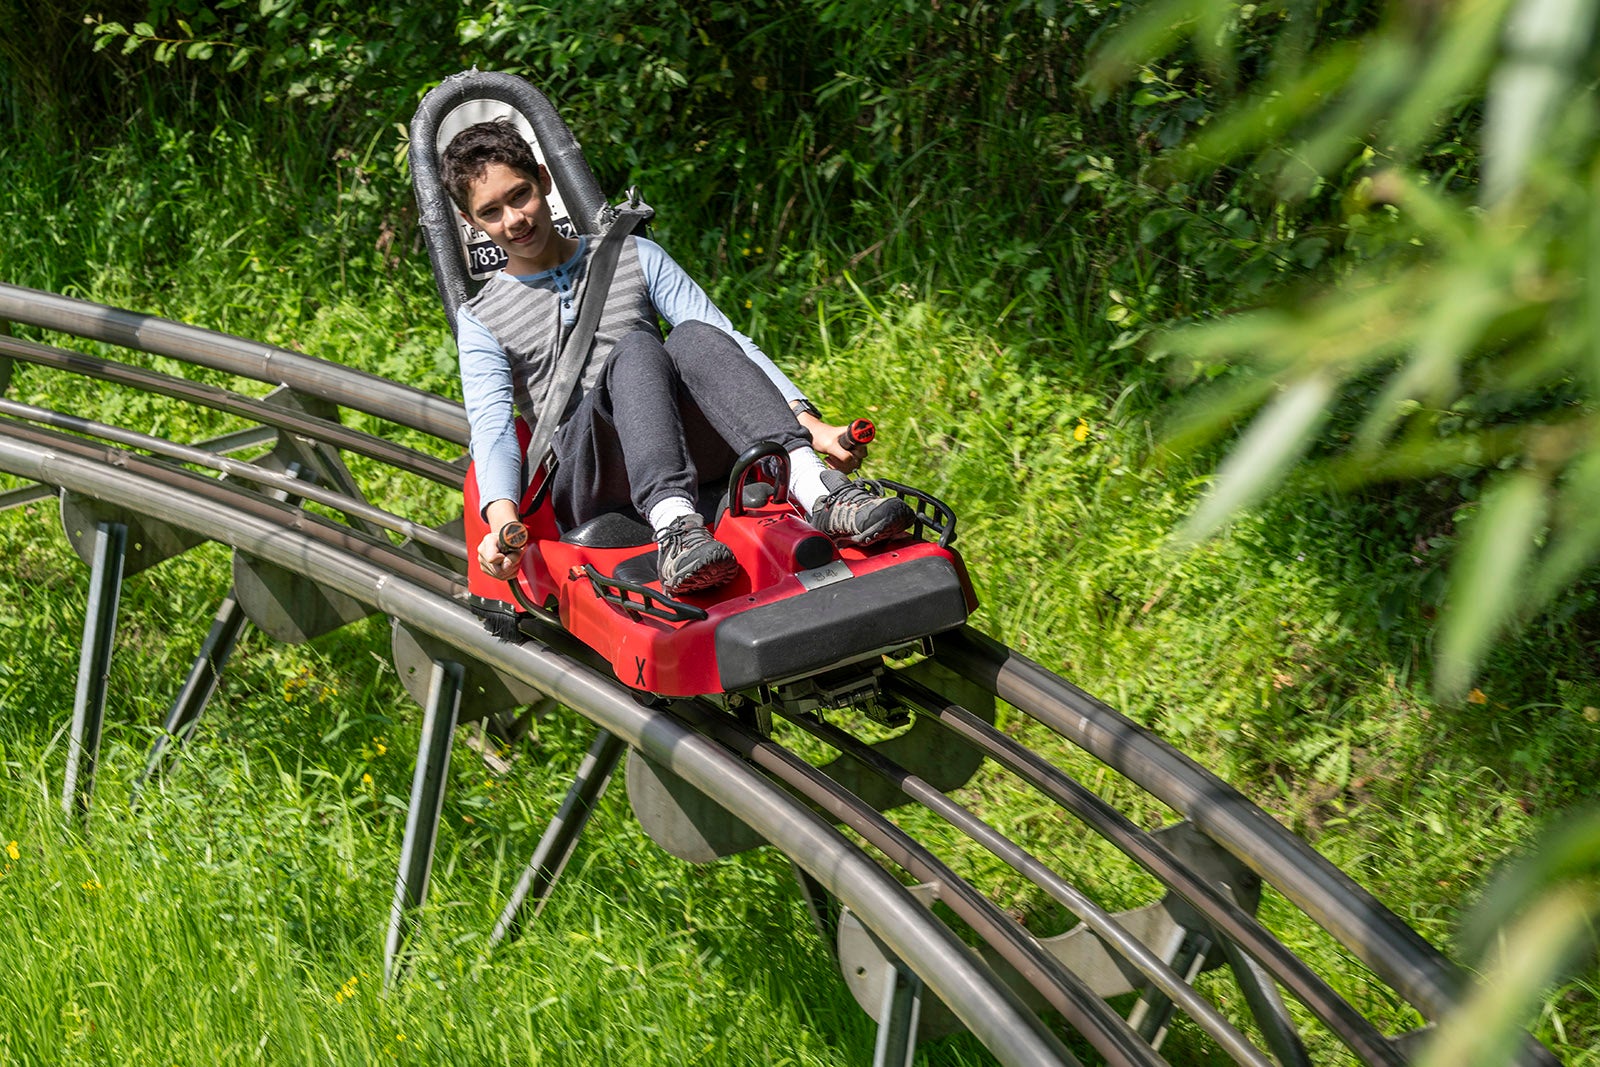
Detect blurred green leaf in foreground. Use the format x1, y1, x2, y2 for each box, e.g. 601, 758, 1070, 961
1418, 803, 1600, 1067
1091, 0, 1600, 699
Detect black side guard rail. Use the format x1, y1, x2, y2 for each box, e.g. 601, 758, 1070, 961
863, 478, 958, 548
584, 563, 709, 624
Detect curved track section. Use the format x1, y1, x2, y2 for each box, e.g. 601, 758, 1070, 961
0, 284, 1559, 1067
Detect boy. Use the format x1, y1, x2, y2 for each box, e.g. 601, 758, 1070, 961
441, 120, 913, 595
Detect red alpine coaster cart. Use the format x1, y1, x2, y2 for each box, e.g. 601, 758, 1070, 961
413, 70, 976, 712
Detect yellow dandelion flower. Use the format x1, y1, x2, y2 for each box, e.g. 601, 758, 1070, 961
82, 877, 102, 891
744, 299, 753, 308
361, 773, 373, 785
374, 741, 387, 756
1073, 420, 1089, 443
5, 840, 18, 861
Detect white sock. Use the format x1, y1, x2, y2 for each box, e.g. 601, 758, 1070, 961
648, 495, 698, 537
787, 448, 831, 513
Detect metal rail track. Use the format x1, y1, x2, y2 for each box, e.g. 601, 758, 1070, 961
0, 284, 1560, 1066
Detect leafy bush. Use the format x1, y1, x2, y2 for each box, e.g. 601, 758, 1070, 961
1089, 0, 1600, 699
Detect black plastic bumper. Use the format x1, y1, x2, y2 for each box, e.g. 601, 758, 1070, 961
715, 555, 971, 691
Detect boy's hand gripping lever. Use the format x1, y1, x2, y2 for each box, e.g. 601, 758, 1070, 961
493, 520, 545, 615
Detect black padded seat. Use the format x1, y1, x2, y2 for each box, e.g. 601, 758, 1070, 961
612, 551, 661, 586
560, 511, 653, 549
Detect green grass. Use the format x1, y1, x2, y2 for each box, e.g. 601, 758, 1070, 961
3, 105, 1600, 1065
0, 726, 887, 1065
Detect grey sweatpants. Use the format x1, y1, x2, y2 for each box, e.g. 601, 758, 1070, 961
548, 320, 811, 530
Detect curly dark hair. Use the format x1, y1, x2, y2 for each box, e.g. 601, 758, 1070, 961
440, 119, 541, 210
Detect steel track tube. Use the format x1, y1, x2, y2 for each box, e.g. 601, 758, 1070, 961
936, 628, 1563, 1067
0, 416, 459, 592
0, 396, 464, 558
0, 336, 463, 488
0, 432, 1076, 1067
0, 284, 468, 445
782, 709, 1275, 1067
889, 674, 1401, 1062
670, 699, 1166, 1067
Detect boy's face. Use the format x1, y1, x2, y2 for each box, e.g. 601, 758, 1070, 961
461, 161, 567, 274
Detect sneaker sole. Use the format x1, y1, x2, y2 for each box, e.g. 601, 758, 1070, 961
662, 554, 741, 596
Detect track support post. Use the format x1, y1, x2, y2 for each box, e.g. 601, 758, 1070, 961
134, 593, 250, 800
872, 960, 925, 1067
61, 519, 127, 817
489, 727, 625, 947
1127, 929, 1211, 1046
385, 658, 464, 988
1218, 935, 1313, 1067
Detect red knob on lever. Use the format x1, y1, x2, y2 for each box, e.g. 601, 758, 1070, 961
838, 418, 876, 451
497, 521, 529, 555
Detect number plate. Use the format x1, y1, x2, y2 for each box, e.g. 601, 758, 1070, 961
796, 560, 853, 590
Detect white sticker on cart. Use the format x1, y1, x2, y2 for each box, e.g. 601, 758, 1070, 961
796, 560, 853, 590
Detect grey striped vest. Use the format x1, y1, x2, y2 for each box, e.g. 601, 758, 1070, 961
462, 236, 659, 432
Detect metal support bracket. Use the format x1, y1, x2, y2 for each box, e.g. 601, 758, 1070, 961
384, 658, 464, 987
836, 822, 1261, 1042
627, 658, 998, 863
233, 389, 381, 643
61, 489, 205, 578
488, 727, 626, 948
61, 520, 127, 816
391, 618, 547, 727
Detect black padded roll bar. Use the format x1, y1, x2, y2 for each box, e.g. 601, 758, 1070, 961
409, 69, 613, 334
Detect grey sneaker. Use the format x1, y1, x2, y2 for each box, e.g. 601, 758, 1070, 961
807, 471, 914, 547
656, 514, 739, 595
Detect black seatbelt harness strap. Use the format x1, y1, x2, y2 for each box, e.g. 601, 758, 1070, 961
519, 206, 649, 499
